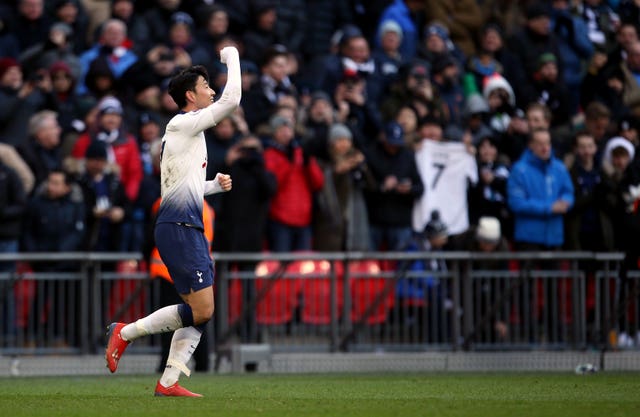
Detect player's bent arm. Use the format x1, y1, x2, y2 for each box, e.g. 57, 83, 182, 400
204, 173, 232, 195
205, 47, 242, 125
204, 177, 223, 195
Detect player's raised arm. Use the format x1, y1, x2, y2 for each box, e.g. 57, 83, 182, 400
206, 46, 242, 123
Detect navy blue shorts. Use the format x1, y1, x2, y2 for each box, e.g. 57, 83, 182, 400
155, 222, 214, 294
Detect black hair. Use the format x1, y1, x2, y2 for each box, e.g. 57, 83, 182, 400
572, 130, 595, 148
477, 135, 497, 148
260, 44, 288, 67
85, 56, 116, 95
167, 65, 209, 109
49, 168, 72, 186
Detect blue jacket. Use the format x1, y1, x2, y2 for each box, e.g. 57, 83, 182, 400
375, 0, 418, 61
396, 237, 445, 303
76, 45, 138, 95
551, 8, 594, 89
507, 149, 574, 247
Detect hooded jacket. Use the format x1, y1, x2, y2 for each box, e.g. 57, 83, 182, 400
264, 141, 324, 227
71, 130, 143, 202
507, 148, 574, 247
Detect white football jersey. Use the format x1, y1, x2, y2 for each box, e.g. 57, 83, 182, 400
156, 48, 241, 229
412, 140, 478, 235
157, 110, 214, 229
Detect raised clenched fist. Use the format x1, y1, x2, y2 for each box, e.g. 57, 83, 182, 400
219, 46, 239, 64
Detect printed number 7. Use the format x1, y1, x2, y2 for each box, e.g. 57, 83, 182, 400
432, 163, 445, 189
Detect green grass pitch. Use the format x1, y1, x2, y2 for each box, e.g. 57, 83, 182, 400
0, 372, 639, 417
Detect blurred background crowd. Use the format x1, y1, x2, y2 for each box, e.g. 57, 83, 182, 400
2, 0, 640, 266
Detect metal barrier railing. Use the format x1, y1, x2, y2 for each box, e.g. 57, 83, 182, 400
1, 251, 638, 356
212, 251, 635, 354
0, 252, 146, 355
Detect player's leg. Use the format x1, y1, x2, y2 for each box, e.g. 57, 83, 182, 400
105, 224, 203, 373
155, 281, 214, 396
105, 302, 195, 373
155, 229, 214, 396
154, 326, 204, 397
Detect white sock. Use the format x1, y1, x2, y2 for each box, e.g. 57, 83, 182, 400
120, 305, 183, 342
159, 326, 202, 387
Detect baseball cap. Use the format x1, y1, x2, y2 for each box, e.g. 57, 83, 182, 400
384, 121, 405, 146
170, 11, 194, 29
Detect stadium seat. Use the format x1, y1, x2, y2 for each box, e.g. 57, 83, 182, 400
107, 260, 147, 323
254, 260, 301, 325
300, 260, 344, 325
227, 275, 243, 325
349, 260, 394, 325
14, 262, 34, 331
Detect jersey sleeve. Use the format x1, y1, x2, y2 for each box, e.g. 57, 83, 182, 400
165, 48, 242, 136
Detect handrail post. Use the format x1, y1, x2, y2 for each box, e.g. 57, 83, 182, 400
329, 259, 338, 352
91, 259, 102, 353
571, 259, 585, 349
341, 256, 352, 352
451, 260, 461, 351
214, 260, 229, 348
461, 257, 473, 351
79, 259, 90, 354
603, 259, 612, 350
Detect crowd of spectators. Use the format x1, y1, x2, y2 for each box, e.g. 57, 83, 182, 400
2, 0, 640, 269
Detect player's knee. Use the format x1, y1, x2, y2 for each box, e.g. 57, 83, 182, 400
193, 305, 214, 325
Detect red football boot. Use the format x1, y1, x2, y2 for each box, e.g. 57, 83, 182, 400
105, 322, 130, 373
154, 381, 203, 397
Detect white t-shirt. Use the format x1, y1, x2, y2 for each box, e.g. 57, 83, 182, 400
412, 140, 478, 235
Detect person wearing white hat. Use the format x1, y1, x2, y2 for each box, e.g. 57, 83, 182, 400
452, 216, 509, 269
476, 216, 501, 244
603, 136, 635, 174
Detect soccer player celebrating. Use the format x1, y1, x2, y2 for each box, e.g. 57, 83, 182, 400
105, 46, 241, 397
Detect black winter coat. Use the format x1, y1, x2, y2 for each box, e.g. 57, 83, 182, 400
22, 182, 85, 255
363, 142, 424, 228
0, 162, 26, 240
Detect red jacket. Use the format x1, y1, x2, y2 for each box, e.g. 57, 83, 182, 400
264, 145, 324, 227
72, 132, 143, 202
